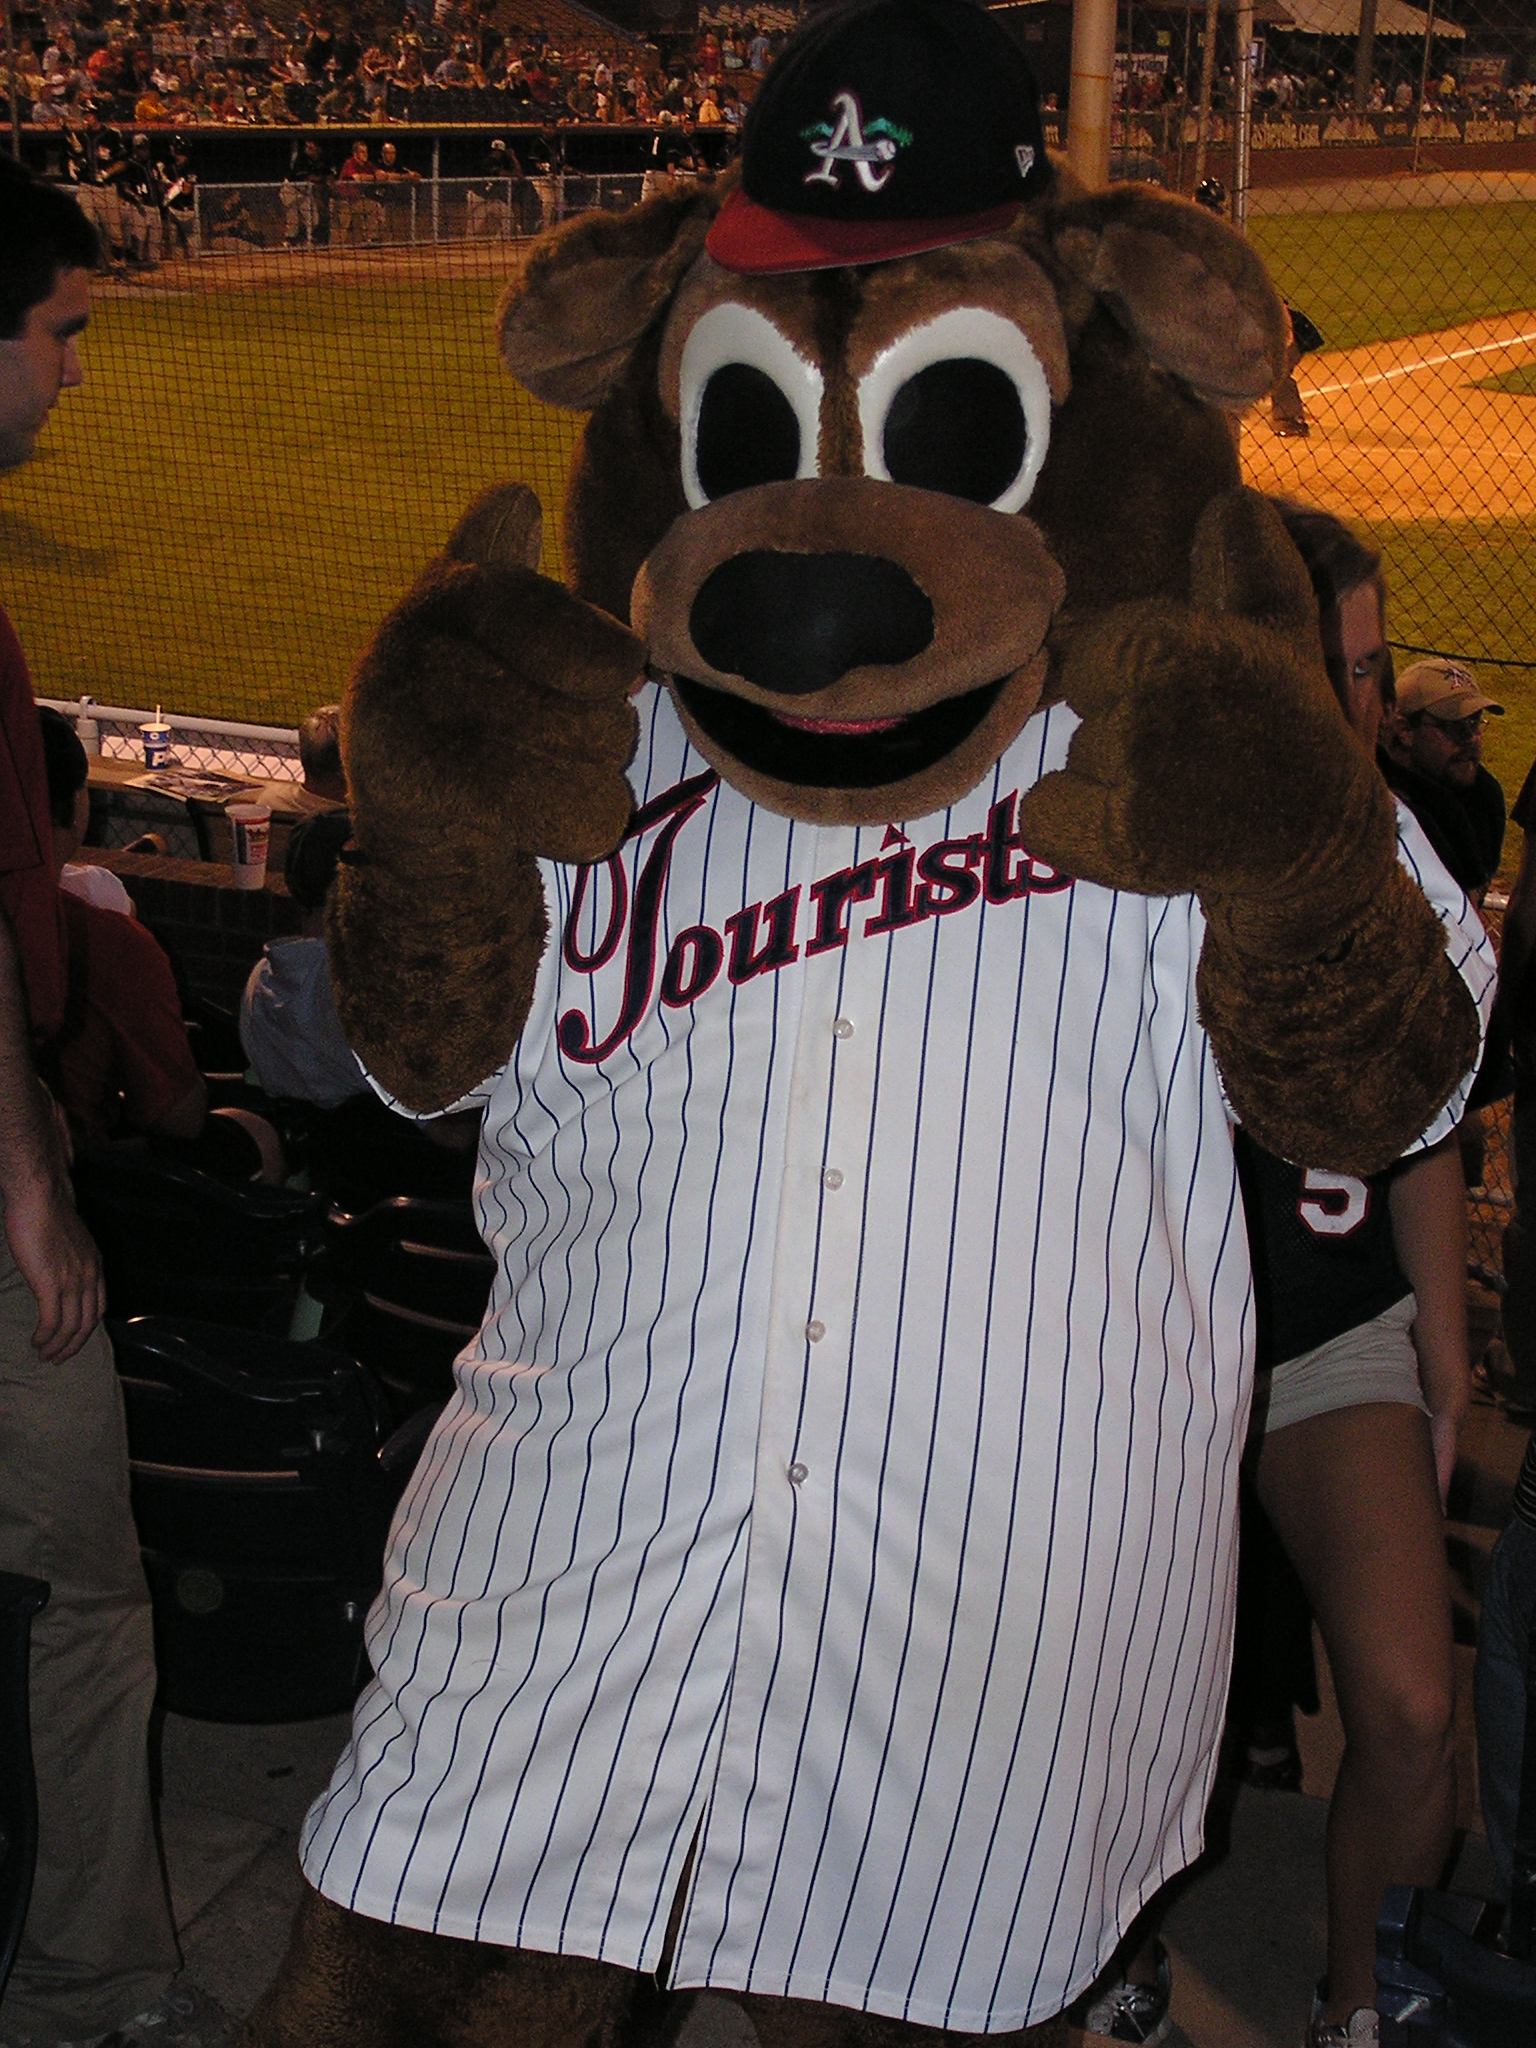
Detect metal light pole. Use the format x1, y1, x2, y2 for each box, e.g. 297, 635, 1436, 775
1353, 0, 1379, 114
1067, 0, 1117, 191
4, 0, 22, 163
1192, 0, 1221, 186
1233, 0, 1253, 230
1411, 0, 1437, 174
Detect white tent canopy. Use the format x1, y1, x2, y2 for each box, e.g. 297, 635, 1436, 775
1274, 0, 1465, 36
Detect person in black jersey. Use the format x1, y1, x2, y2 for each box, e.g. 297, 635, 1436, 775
1245, 507, 1470, 2048
1085, 506, 1471, 2048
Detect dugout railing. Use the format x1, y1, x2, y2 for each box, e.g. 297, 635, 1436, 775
184, 172, 649, 253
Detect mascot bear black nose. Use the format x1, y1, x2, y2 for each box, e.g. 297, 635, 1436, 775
689, 551, 935, 696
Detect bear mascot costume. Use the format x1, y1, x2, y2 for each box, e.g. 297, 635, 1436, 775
240, 2, 1490, 2042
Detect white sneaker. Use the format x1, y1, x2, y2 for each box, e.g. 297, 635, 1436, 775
100, 1982, 234, 2048
1082, 1940, 1174, 2044
1306, 1996, 1379, 2046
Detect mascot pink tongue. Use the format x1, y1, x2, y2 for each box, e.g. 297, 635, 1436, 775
239, 2, 1489, 2045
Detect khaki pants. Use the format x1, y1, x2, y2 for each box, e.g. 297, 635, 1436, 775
0, 1237, 177, 2040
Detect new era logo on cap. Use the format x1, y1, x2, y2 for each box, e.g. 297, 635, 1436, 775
707, 0, 1051, 275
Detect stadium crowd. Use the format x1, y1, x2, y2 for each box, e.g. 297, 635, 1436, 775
3, 0, 797, 130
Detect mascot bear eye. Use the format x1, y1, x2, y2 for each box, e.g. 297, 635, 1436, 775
679, 302, 824, 511
881, 360, 1026, 505
696, 363, 803, 502
858, 306, 1053, 515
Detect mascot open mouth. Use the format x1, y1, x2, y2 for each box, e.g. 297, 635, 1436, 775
671, 673, 1007, 789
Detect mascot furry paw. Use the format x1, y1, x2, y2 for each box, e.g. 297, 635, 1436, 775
243, 2, 1488, 2043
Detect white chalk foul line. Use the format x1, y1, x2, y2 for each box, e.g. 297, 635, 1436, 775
1305, 325, 1536, 398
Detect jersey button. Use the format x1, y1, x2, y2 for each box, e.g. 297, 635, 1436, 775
823, 1168, 844, 1191
787, 1462, 809, 1485
805, 1320, 826, 1343
832, 1016, 854, 1039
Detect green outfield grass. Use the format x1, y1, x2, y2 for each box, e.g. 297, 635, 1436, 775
3, 196, 1536, 800
1248, 200, 1536, 353
0, 274, 585, 730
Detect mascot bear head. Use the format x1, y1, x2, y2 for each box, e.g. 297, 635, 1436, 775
497, 0, 1289, 826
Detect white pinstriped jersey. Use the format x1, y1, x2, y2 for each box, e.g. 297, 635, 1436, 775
301, 690, 1492, 2029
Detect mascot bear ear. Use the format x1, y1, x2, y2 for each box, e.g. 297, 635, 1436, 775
499, 183, 724, 411
1043, 189, 1288, 411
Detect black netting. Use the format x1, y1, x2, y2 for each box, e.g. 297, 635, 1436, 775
1007, 0, 1536, 807
8, 0, 1536, 784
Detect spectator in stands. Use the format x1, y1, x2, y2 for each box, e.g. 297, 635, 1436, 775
243, 809, 478, 1208
240, 808, 364, 1109
304, 12, 335, 80
134, 78, 168, 123
335, 135, 383, 241
333, 12, 362, 80
162, 136, 196, 252
38, 706, 204, 1151
318, 70, 362, 122
393, 36, 425, 91
466, 135, 518, 238
1379, 656, 1506, 904
299, 702, 347, 802
0, 160, 193, 2048
257, 70, 297, 122
115, 130, 162, 266
432, 36, 473, 83
39, 706, 285, 1174
359, 34, 392, 111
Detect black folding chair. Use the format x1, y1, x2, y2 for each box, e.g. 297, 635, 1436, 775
1378, 1612, 1536, 2043
114, 1317, 401, 1721
0, 1573, 48, 1998
74, 1151, 327, 1335
316, 1198, 495, 1423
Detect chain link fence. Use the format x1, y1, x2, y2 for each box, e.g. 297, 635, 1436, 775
1030, 0, 1536, 803
10, 3, 1536, 789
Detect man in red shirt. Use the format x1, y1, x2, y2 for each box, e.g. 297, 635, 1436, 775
0, 160, 199, 2048
37, 707, 208, 1152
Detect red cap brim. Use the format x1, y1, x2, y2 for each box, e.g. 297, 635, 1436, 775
705, 184, 1021, 275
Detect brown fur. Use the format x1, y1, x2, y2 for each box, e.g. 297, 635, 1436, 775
335, 488, 644, 1110
236, 1884, 1071, 2048
337, 181, 1472, 1200
1020, 487, 1479, 1165
632, 477, 1062, 824
298, 166, 1485, 2043
1042, 187, 1286, 407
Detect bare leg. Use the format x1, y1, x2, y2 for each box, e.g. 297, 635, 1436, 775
1255, 1403, 1455, 2026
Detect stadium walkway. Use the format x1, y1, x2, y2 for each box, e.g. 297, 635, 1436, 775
156, 1385, 1528, 2046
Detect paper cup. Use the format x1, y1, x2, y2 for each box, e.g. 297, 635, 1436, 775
227, 803, 272, 890
139, 720, 172, 768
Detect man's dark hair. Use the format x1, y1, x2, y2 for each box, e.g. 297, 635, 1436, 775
37, 705, 88, 829
298, 703, 344, 790
1273, 496, 1392, 712
0, 159, 99, 340
1273, 498, 1383, 619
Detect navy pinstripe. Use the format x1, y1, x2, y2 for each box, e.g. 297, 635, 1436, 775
301, 694, 1493, 2029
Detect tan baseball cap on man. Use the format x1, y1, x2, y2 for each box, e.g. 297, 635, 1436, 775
1396, 656, 1503, 721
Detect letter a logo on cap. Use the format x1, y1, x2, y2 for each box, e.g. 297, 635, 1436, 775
802, 90, 911, 192
707, 0, 1051, 276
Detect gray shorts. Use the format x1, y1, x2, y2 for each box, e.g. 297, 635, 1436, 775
1255, 1292, 1426, 1436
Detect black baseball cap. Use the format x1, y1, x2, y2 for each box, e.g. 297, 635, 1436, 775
707, 0, 1049, 275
